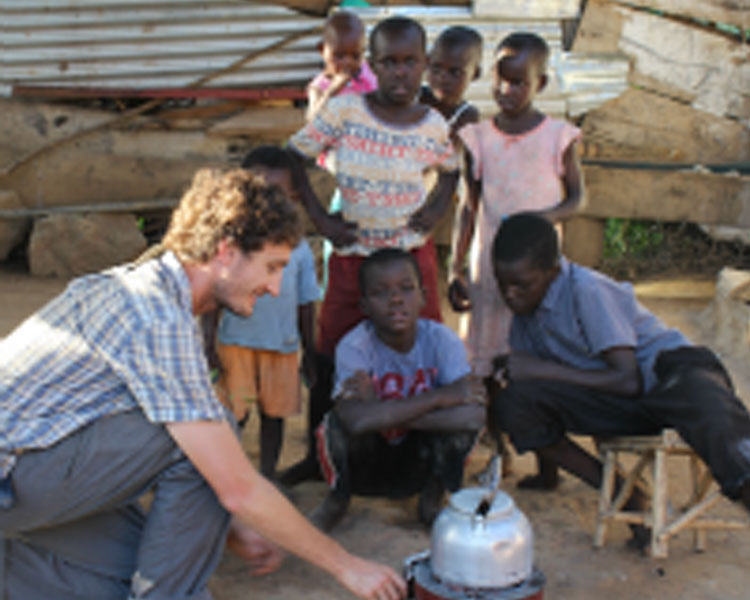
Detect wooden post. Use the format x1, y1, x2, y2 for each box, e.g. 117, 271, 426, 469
652, 445, 668, 558
594, 447, 617, 548
563, 216, 604, 267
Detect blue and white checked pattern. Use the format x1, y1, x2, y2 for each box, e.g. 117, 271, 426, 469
0, 251, 226, 478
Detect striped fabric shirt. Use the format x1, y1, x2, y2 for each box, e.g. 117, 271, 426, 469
289, 93, 458, 256
0, 251, 226, 478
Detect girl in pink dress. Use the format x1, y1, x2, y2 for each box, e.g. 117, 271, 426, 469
448, 32, 584, 488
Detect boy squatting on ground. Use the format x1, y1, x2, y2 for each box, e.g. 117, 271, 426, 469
0, 169, 406, 600
489, 213, 750, 548
205, 146, 320, 481
281, 16, 460, 486
310, 248, 486, 532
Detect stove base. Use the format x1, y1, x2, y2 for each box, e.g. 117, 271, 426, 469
408, 555, 544, 600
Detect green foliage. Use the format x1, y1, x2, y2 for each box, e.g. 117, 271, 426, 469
603, 218, 664, 260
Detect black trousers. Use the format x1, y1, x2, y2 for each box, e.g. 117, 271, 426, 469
492, 346, 750, 499
316, 411, 477, 499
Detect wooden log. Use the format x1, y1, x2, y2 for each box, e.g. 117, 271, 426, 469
208, 106, 306, 140
619, 9, 750, 119
633, 280, 716, 300
703, 267, 750, 358
258, 0, 331, 16
573, 0, 750, 119
614, 0, 750, 33
581, 88, 750, 164
264, 0, 472, 12
572, 0, 626, 53
0, 190, 29, 261
562, 216, 604, 268
0, 98, 113, 173
473, 0, 580, 19
0, 129, 239, 209
581, 165, 750, 226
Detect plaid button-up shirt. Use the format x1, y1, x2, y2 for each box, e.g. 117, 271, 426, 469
0, 251, 225, 478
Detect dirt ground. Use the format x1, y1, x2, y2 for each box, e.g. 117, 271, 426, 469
1, 264, 749, 600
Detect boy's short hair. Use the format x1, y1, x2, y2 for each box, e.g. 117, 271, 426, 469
359, 248, 422, 295
241, 145, 295, 171
434, 25, 483, 64
162, 168, 301, 263
323, 10, 365, 45
492, 213, 559, 270
496, 32, 549, 73
369, 16, 426, 57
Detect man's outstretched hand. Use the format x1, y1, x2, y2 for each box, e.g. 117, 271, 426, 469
335, 554, 407, 600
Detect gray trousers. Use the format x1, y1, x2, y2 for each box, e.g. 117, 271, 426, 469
0, 410, 231, 600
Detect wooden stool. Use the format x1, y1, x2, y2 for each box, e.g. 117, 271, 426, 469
594, 429, 748, 558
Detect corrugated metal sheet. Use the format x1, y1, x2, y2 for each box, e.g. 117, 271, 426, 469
350, 5, 628, 118
2, 0, 326, 96
2, 1, 628, 116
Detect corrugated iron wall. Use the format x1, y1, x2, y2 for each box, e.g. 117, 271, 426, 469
2, 1, 628, 117
2, 1, 326, 96
350, 5, 628, 117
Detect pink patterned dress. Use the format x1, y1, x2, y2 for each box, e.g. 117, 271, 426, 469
457, 116, 581, 376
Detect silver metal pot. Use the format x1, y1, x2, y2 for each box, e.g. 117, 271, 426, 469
430, 487, 534, 589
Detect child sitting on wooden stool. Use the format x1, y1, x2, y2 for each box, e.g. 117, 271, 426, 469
489, 213, 750, 550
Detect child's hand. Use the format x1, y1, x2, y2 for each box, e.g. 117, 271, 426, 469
329, 72, 352, 95
448, 276, 471, 312
503, 353, 550, 382
465, 376, 488, 405
407, 202, 443, 234
491, 354, 509, 388
340, 370, 377, 403
319, 213, 358, 248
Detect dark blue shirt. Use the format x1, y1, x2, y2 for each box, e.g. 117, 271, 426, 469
509, 258, 690, 393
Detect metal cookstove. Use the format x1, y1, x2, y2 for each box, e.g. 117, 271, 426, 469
403, 481, 545, 600
404, 552, 545, 600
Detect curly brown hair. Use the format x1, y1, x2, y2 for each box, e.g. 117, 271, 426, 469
162, 168, 302, 262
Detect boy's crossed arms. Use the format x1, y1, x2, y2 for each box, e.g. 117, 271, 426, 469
335, 369, 486, 435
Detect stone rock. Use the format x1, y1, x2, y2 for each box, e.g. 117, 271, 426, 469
701, 267, 750, 358
29, 212, 147, 277
0, 190, 30, 261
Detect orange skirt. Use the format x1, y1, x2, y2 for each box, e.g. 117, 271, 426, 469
216, 344, 301, 420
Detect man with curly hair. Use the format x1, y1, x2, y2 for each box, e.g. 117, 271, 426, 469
0, 169, 406, 600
